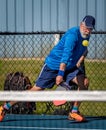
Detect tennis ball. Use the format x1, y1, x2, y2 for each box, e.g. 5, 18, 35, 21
82, 40, 89, 46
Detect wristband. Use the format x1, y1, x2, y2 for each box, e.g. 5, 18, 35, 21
58, 70, 64, 76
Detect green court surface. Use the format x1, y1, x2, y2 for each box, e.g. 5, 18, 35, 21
0, 114, 106, 130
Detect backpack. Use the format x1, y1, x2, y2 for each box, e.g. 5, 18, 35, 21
4, 72, 36, 114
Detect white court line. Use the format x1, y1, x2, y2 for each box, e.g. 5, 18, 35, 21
0, 126, 104, 130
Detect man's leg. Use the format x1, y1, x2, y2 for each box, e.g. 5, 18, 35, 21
0, 64, 57, 122
0, 85, 43, 122
68, 74, 88, 122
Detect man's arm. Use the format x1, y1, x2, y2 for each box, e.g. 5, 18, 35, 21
56, 63, 66, 85
76, 49, 88, 68
56, 49, 88, 85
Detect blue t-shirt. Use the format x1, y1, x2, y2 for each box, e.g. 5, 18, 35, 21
45, 26, 89, 70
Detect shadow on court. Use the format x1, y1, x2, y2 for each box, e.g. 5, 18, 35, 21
0, 114, 106, 130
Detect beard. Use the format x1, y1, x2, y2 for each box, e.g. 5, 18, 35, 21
80, 31, 90, 38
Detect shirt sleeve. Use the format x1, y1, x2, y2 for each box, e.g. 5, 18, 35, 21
79, 61, 87, 77
60, 33, 77, 64
82, 49, 88, 57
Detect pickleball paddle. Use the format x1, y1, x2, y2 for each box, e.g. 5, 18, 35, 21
53, 82, 77, 106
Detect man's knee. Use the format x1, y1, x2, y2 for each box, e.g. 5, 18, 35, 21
72, 75, 89, 90
30, 85, 44, 91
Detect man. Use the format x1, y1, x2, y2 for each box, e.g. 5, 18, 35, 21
0, 15, 95, 122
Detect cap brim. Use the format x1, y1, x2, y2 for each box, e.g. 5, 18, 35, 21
85, 23, 94, 29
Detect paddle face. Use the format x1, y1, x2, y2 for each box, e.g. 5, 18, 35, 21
53, 100, 66, 106
53, 82, 73, 106
53, 82, 78, 106
53, 86, 67, 106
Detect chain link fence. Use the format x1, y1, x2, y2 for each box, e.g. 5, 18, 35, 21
0, 32, 106, 116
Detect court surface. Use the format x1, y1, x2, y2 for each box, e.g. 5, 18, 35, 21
0, 114, 106, 130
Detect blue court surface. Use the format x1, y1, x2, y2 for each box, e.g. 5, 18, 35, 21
0, 114, 106, 130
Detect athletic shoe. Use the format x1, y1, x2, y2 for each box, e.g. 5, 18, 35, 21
68, 112, 86, 122
0, 106, 6, 122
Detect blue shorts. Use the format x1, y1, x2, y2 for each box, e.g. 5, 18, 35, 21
35, 64, 84, 89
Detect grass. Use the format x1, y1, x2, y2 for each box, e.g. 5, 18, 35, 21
0, 59, 43, 90
85, 60, 106, 90
80, 60, 106, 116
0, 58, 106, 116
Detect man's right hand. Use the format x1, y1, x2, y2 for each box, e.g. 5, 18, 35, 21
56, 75, 63, 85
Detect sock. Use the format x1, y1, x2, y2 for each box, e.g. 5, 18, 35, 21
71, 106, 78, 113
4, 102, 11, 110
